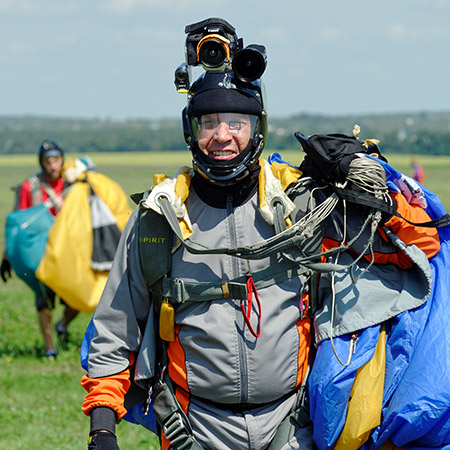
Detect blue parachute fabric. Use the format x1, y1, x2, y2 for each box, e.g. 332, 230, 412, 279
308, 325, 381, 449
267, 152, 300, 168
5, 204, 54, 293
311, 158, 450, 450
121, 404, 157, 435
367, 238, 450, 449
80, 316, 95, 372
381, 299, 431, 410
80, 317, 158, 435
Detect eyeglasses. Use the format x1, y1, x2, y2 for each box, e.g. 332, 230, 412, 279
199, 118, 250, 135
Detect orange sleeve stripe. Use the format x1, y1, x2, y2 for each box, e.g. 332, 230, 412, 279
81, 366, 132, 419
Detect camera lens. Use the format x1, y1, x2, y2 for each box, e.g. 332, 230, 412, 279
198, 39, 227, 68
232, 45, 267, 82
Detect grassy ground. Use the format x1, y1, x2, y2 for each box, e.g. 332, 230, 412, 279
0, 150, 449, 449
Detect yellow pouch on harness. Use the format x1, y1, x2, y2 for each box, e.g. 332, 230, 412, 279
160, 298, 175, 342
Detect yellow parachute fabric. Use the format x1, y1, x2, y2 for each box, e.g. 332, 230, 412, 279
333, 325, 386, 450
266, 160, 303, 192
35, 171, 131, 313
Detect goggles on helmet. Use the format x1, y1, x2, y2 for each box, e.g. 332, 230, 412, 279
192, 113, 259, 140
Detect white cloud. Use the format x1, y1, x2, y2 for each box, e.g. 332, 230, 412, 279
0, 0, 78, 15
418, 0, 449, 9
101, 0, 210, 14
388, 22, 409, 40
317, 27, 345, 42
5, 40, 33, 55
388, 22, 450, 41
263, 26, 290, 43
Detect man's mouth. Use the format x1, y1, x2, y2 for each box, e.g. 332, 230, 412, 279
209, 150, 236, 160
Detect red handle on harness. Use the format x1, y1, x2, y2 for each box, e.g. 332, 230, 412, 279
241, 275, 262, 338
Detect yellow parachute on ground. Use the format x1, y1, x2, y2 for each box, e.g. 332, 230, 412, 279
36, 158, 132, 313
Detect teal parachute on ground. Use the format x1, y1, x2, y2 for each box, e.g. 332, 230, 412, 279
5, 204, 54, 293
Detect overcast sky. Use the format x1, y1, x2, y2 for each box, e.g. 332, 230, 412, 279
1, 0, 449, 120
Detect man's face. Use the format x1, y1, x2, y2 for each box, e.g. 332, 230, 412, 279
41, 155, 64, 181
197, 112, 253, 160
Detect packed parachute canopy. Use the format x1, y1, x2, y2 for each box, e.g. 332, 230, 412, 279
6, 157, 132, 313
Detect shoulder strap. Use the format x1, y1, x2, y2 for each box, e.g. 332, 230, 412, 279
138, 204, 174, 309
40, 179, 66, 212
10, 174, 43, 210
29, 174, 44, 207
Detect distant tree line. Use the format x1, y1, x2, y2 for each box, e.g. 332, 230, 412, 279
1, 112, 450, 155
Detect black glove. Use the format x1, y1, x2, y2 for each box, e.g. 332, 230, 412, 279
1, 258, 11, 283
87, 432, 119, 450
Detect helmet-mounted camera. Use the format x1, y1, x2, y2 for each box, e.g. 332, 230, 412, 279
185, 18, 241, 69
174, 18, 267, 92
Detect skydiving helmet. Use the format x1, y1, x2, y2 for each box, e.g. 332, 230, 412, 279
176, 18, 268, 184
38, 139, 64, 168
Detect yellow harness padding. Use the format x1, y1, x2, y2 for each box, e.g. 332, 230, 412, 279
151, 166, 193, 240
36, 171, 132, 313
148, 161, 303, 241
334, 324, 387, 450
259, 160, 303, 228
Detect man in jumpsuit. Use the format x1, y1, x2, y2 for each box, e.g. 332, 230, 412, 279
81, 18, 440, 450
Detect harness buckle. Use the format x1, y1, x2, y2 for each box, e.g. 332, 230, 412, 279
174, 278, 186, 303
163, 412, 184, 440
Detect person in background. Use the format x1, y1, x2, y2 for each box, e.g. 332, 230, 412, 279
411, 156, 425, 184
1, 139, 79, 360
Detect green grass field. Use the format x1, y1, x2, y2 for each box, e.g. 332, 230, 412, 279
0, 150, 449, 449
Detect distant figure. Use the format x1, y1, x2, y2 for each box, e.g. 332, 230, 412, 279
1, 140, 78, 360
412, 156, 425, 185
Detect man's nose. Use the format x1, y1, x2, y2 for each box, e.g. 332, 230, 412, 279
214, 122, 232, 141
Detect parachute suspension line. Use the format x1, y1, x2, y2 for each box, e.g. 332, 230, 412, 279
346, 157, 394, 207
332, 165, 386, 284
291, 192, 339, 237
328, 199, 382, 365
156, 192, 340, 261
349, 210, 381, 283
329, 199, 355, 366
298, 208, 373, 266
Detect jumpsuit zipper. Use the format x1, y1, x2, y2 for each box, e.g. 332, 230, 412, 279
226, 193, 249, 404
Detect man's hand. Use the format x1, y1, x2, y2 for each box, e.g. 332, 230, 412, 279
1, 258, 11, 283
87, 432, 119, 450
